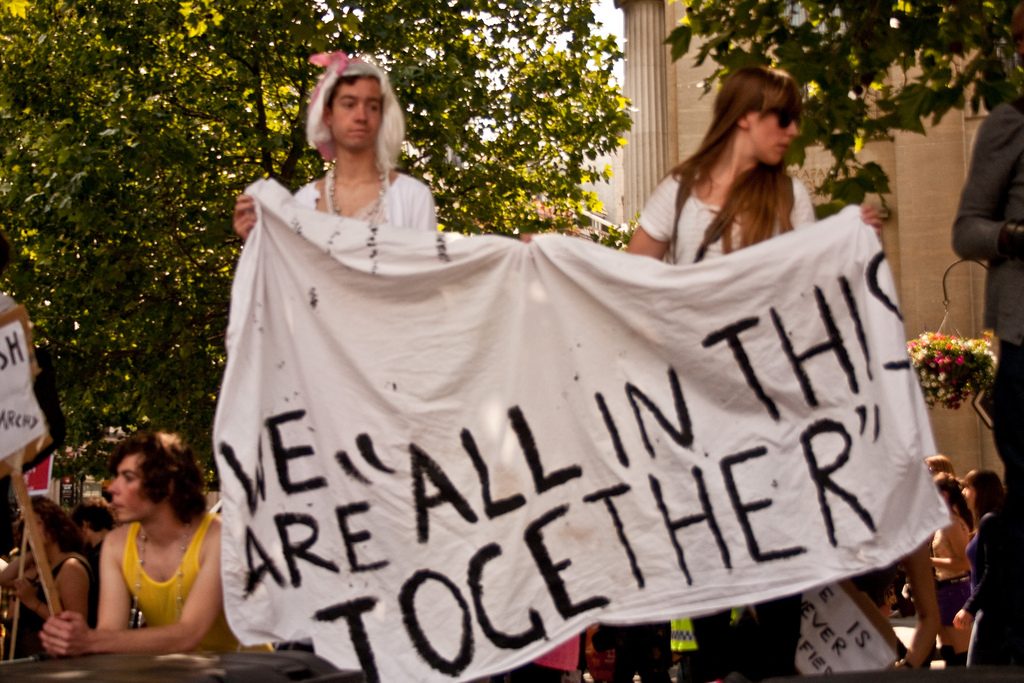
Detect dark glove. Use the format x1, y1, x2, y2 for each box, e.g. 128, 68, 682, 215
999, 221, 1024, 258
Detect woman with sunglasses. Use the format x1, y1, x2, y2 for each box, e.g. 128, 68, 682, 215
625, 66, 919, 680
628, 66, 880, 264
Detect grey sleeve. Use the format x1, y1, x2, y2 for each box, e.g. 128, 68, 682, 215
953, 104, 1024, 259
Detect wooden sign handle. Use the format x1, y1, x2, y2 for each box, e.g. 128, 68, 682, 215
6, 530, 28, 660
10, 471, 63, 616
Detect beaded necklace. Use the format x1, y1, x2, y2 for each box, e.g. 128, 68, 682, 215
324, 166, 387, 223
325, 165, 388, 274
129, 522, 191, 628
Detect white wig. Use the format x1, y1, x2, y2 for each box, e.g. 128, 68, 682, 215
305, 53, 405, 176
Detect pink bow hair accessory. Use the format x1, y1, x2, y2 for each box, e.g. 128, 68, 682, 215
309, 51, 350, 74
308, 51, 354, 136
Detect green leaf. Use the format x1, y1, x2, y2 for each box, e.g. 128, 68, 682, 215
667, 25, 693, 62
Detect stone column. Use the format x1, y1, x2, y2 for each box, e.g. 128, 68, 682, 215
615, 0, 671, 220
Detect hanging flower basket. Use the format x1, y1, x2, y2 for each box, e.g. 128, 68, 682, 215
906, 332, 996, 410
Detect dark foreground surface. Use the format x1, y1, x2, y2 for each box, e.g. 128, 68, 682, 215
0, 652, 1019, 682
761, 666, 1021, 682
0, 650, 364, 682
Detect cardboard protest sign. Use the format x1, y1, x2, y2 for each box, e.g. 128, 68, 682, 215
796, 581, 899, 674
0, 304, 63, 619
214, 179, 948, 682
0, 305, 47, 470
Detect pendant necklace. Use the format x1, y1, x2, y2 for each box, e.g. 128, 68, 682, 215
130, 522, 191, 628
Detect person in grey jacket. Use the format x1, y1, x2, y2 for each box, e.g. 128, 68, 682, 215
951, 1, 1024, 666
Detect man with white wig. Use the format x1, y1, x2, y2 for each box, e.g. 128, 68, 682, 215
234, 52, 437, 238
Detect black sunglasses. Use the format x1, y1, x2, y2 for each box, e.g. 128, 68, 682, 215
769, 108, 800, 128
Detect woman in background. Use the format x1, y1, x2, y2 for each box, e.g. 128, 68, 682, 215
954, 469, 1010, 665
0, 498, 92, 657
931, 472, 972, 666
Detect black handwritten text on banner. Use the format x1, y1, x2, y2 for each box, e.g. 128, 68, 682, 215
214, 180, 947, 682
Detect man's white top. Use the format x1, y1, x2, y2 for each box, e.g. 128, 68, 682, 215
639, 175, 816, 264
294, 173, 438, 233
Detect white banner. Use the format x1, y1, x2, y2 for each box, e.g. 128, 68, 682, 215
214, 179, 947, 682
0, 306, 46, 467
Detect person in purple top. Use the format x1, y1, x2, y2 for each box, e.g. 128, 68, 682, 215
954, 470, 1010, 665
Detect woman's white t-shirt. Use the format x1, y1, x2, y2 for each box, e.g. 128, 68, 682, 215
638, 175, 816, 264
294, 173, 438, 233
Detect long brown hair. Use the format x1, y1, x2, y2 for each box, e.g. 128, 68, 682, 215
27, 497, 85, 554
963, 469, 1005, 523
669, 66, 803, 262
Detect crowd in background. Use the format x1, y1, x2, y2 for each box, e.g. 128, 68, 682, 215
1, 498, 112, 658
0, 455, 1013, 678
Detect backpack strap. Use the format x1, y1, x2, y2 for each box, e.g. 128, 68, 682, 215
667, 176, 689, 265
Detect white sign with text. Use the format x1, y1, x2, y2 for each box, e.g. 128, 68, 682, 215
797, 582, 899, 674
0, 307, 45, 466
214, 180, 947, 682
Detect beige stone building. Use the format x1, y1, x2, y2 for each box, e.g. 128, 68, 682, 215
609, 0, 1000, 476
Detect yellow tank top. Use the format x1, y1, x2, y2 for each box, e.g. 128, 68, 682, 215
123, 512, 239, 652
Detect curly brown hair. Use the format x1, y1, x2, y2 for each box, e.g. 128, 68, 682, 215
71, 499, 115, 532
29, 497, 84, 554
109, 431, 206, 524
